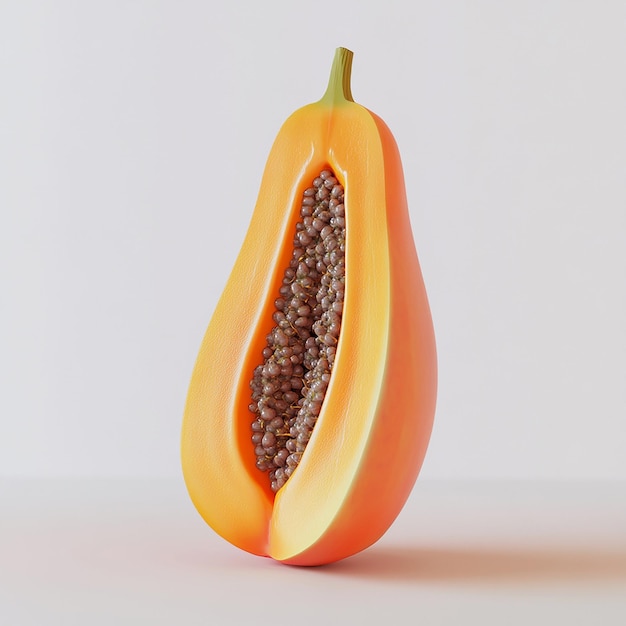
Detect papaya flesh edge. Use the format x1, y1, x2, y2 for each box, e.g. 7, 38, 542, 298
181, 47, 437, 566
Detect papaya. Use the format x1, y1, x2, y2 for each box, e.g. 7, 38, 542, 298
181, 47, 437, 566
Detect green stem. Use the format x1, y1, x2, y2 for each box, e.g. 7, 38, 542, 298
320, 47, 354, 104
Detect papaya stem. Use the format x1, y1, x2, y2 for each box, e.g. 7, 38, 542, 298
321, 47, 354, 104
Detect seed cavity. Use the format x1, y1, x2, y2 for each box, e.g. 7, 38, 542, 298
250, 169, 346, 492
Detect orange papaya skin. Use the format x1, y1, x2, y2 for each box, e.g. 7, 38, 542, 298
181, 48, 437, 566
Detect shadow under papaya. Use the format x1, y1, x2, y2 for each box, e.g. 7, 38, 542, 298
319, 544, 626, 585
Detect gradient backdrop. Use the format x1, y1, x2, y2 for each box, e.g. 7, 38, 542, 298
1, 1, 625, 481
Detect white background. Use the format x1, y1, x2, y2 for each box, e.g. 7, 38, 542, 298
2, 0, 624, 481
1, 2, 625, 625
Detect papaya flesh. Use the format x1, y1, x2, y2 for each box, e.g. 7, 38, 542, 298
181, 47, 437, 566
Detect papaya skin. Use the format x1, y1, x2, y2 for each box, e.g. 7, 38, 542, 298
181, 47, 437, 565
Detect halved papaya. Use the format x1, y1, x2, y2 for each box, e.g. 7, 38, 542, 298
181, 47, 437, 566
